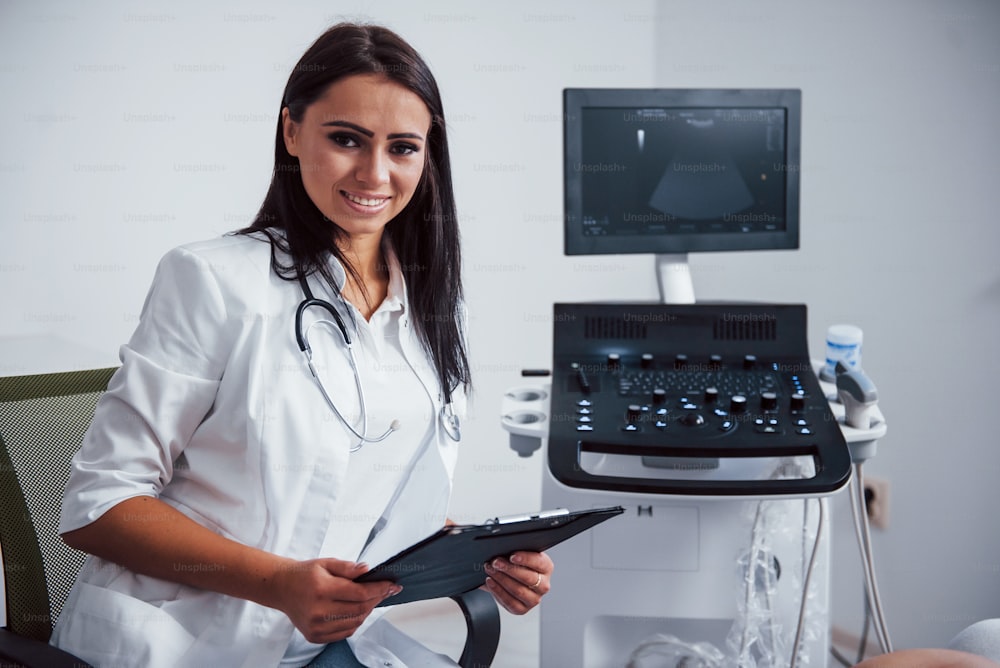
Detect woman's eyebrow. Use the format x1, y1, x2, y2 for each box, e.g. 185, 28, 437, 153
321, 120, 423, 142
322, 120, 374, 136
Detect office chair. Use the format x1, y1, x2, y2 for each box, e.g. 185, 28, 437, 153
0, 368, 500, 668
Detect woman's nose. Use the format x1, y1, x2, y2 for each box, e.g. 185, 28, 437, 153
356, 150, 390, 186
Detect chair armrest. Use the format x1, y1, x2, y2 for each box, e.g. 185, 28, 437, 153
0, 628, 94, 668
450, 589, 501, 668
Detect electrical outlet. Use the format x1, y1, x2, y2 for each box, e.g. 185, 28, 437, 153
864, 475, 890, 529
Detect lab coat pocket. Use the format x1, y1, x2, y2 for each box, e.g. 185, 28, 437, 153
53, 582, 197, 668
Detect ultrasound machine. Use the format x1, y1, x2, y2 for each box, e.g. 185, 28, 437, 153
500, 89, 888, 667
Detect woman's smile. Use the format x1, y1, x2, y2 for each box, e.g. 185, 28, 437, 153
282, 73, 431, 242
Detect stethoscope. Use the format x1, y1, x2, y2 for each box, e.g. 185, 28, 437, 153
294, 272, 461, 451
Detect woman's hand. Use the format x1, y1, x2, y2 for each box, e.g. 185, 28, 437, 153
483, 550, 554, 615
270, 558, 402, 643
61, 497, 401, 643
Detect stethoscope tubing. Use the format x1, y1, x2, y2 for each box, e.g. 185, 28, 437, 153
294, 270, 459, 449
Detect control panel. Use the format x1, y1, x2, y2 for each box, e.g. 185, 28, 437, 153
547, 303, 851, 496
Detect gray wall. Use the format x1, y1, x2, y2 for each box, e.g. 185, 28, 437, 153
1, 0, 998, 661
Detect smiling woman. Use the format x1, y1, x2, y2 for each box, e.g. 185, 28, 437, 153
48, 22, 553, 668
244, 23, 468, 384
280, 73, 431, 316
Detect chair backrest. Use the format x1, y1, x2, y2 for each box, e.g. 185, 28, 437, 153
0, 368, 116, 642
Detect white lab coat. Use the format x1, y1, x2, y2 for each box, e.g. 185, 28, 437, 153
50, 233, 465, 667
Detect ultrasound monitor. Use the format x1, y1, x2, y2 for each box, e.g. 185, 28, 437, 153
563, 88, 801, 302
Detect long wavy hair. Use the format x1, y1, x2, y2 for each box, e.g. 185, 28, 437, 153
239, 23, 470, 397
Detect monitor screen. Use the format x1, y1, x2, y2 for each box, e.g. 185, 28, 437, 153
564, 88, 801, 255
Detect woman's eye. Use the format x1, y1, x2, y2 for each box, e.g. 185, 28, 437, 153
329, 133, 360, 148
391, 142, 420, 156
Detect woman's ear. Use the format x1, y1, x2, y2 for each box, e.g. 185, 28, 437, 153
282, 107, 299, 157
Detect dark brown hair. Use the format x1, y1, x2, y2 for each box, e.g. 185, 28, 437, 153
239, 23, 469, 397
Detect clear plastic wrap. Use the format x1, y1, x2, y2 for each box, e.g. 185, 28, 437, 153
626, 633, 724, 668
722, 459, 826, 668
623, 458, 828, 668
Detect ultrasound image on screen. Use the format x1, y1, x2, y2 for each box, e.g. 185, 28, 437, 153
579, 108, 788, 237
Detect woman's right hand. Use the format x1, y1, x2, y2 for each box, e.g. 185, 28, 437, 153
270, 558, 402, 643
62, 498, 402, 645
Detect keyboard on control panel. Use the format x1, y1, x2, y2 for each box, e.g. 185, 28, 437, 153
547, 303, 851, 496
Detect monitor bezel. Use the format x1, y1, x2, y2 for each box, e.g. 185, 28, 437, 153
563, 88, 801, 256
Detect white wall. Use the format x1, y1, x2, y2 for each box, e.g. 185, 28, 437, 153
650, 0, 1000, 654
2, 0, 998, 662
0, 0, 657, 664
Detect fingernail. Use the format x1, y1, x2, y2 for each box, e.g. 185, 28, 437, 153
387, 585, 403, 596
492, 558, 504, 569
511, 554, 523, 564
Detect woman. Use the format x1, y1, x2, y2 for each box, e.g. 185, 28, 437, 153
51, 23, 552, 667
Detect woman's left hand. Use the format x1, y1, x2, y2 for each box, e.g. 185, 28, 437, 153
483, 550, 554, 615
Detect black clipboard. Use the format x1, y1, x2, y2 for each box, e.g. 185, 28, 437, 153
355, 506, 624, 606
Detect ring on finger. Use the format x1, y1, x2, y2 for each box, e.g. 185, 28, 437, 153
529, 572, 542, 590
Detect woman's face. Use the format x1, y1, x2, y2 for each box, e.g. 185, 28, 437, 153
282, 74, 432, 244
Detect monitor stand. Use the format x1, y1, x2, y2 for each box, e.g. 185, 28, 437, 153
655, 253, 695, 304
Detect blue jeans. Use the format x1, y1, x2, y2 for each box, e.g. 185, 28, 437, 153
305, 640, 367, 667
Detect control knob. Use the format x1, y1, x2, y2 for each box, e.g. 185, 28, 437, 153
641, 353, 654, 369
760, 391, 778, 411
680, 412, 705, 427
571, 362, 590, 394
730, 395, 748, 413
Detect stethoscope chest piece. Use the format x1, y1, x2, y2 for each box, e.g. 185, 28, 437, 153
440, 403, 461, 442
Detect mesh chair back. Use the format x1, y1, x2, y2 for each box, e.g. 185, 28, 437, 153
0, 368, 116, 642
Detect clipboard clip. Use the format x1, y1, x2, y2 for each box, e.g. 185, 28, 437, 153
484, 508, 571, 526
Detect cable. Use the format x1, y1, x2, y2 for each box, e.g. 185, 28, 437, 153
789, 498, 824, 668
829, 589, 874, 666
848, 463, 884, 651
856, 463, 892, 653
830, 645, 855, 667
857, 590, 872, 664
848, 462, 893, 653
856, 462, 893, 653
738, 500, 767, 665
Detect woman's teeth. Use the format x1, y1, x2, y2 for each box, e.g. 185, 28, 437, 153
345, 193, 386, 206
